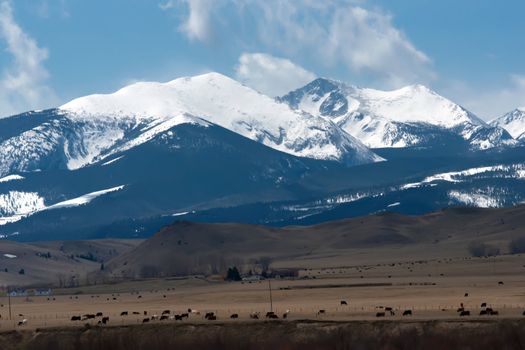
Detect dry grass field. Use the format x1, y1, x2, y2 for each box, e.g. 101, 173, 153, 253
2, 207, 525, 349
1, 252, 525, 332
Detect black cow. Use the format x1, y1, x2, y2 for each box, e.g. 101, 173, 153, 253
480, 310, 487, 315
230, 314, 239, 319
522, 310, 525, 316
340, 300, 348, 305
162, 310, 170, 315
181, 313, 189, 318
460, 310, 470, 316
207, 315, 217, 320
96, 312, 103, 317
480, 302, 487, 308
71, 316, 81, 321
160, 315, 169, 320
402, 310, 412, 316
102, 317, 109, 324
142, 318, 150, 323
268, 314, 278, 319
175, 315, 183, 321
376, 312, 385, 317
205, 312, 215, 319
133, 312, 140, 315
120, 311, 128, 316
265, 312, 275, 318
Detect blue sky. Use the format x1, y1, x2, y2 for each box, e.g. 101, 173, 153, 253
0, 0, 524, 119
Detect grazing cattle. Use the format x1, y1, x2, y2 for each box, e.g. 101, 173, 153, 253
144, 311, 148, 315
402, 310, 412, 316
120, 311, 128, 316
133, 312, 140, 315
464, 293, 469, 297
207, 315, 217, 320
142, 318, 150, 323
456, 307, 464, 313
479, 310, 487, 315
96, 312, 103, 317
160, 315, 169, 320
230, 314, 239, 319
83, 314, 95, 319
498, 281, 504, 285
460, 310, 470, 317
102, 317, 109, 324
340, 300, 348, 305
181, 313, 189, 319
137, 295, 142, 299
480, 303, 487, 308
489, 310, 499, 316
317, 310, 326, 316
268, 314, 278, 319
265, 312, 275, 318
283, 313, 287, 319
162, 310, 170, 315
175, 315, 183, 321
376, 312, 385, 317
18, 319, 27, 326
385, 307, 393, 312
71, 316, 81, 321
205, 312, 215, 319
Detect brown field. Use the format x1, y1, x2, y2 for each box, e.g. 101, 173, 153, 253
2, 207, 525, 349
1, 253, 525, 332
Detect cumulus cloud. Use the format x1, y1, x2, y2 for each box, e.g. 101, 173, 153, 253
235, 53, 316, 96
0, 1, 57, 117
444, 75, 525, 120
169, 0, 434, 87
160, 0, 217, 42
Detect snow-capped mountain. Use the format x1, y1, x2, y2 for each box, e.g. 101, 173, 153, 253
59, 72, 382, 166
490, 108, 525, 140
280, 78, 514, 149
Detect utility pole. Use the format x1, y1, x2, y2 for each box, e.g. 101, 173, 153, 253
7, 286, 12, 321
268, 279, 273, 312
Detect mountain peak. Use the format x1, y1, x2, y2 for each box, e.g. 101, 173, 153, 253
58, 72, 381, 165
490, 108, 525, 139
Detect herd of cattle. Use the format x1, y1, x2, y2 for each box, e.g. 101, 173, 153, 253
7, 296, 525, 328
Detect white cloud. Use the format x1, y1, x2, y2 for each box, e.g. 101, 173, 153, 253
169, 1, 434, 87
160, 0, 217, 42
0, 1, 57, 117
235, 53, 316, 96
444, 75, 525, 120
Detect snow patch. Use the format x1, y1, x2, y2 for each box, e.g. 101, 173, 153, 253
101, 155, 124, 166
0, 186, 125, 225
0, 175, 24, 183
3, 253, 16, 258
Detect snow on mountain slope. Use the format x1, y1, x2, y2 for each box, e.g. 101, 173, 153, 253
0, 185, 125, 226
60, 72, 382, 165
281, 78, 513, 149
490, 108, 525, 139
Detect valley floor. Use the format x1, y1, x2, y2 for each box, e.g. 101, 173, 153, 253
1, 253, 525, 332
